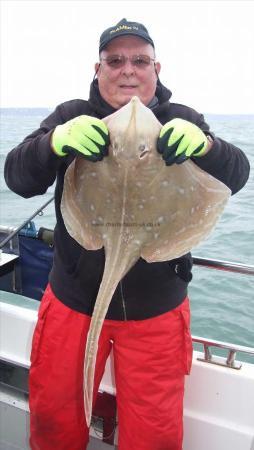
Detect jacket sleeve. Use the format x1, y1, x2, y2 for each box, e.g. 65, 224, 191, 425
4, 105, 67, 198
192, 114, 250, 195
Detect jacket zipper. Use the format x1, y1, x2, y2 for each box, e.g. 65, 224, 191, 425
120, 280, 127, 321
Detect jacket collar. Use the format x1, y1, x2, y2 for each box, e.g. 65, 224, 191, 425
88, 79, 172, 118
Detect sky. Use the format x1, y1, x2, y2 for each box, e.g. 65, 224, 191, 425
1, 0, 254, 113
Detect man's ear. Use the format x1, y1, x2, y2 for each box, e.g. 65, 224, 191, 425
95, 62, 101, 74
155, 62, 161, 77
93, 63, 101, 81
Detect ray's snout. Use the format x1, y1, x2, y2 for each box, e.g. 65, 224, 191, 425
103, 96, 162, 161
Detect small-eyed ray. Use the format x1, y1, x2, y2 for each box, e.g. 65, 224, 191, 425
61, 96, 231, 425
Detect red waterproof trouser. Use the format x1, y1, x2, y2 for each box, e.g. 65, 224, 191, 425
29, 284, 192, 450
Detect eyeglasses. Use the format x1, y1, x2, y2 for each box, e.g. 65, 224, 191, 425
100, 54, 156, 69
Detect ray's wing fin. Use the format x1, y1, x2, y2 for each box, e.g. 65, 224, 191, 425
140, 160, 231, 262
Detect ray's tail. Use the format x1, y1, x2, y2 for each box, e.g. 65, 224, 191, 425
83, 247, 139, 426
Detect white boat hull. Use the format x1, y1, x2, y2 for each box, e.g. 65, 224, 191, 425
1, 292, 254, 450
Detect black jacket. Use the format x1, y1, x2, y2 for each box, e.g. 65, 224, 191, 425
4, 80, 250, 320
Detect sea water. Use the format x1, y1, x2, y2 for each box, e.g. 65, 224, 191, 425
0, 108, 253, 362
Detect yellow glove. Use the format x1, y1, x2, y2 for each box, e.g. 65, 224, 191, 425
52, 115, 109, 162
157, 118, 208, 166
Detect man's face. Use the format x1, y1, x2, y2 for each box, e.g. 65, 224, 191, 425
95, 36, 161, 109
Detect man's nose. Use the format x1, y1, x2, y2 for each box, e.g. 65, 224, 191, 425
121, 59, 135, 76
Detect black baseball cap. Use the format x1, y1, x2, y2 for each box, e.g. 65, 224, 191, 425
99, 18, 155, 52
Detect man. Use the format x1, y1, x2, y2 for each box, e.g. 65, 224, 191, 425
4, 18, 249, 450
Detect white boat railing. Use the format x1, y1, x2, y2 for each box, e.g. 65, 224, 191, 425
192, 336, 254, 370
191, 257, 254, 369
193, 256, 254, 276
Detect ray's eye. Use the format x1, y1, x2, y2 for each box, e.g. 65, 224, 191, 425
139, 144, 149, 159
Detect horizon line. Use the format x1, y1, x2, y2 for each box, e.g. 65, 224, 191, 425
1, 107, 254, 116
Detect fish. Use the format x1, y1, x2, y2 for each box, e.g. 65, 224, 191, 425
61, 96, 231, 425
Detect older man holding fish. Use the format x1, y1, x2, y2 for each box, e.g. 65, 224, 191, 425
4, 18, 249, 450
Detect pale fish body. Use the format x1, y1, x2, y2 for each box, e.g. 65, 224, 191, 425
61, 96, 231, 425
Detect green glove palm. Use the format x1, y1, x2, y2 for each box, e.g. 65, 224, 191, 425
157, 118, 208, 166
52, 115, 109, 162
